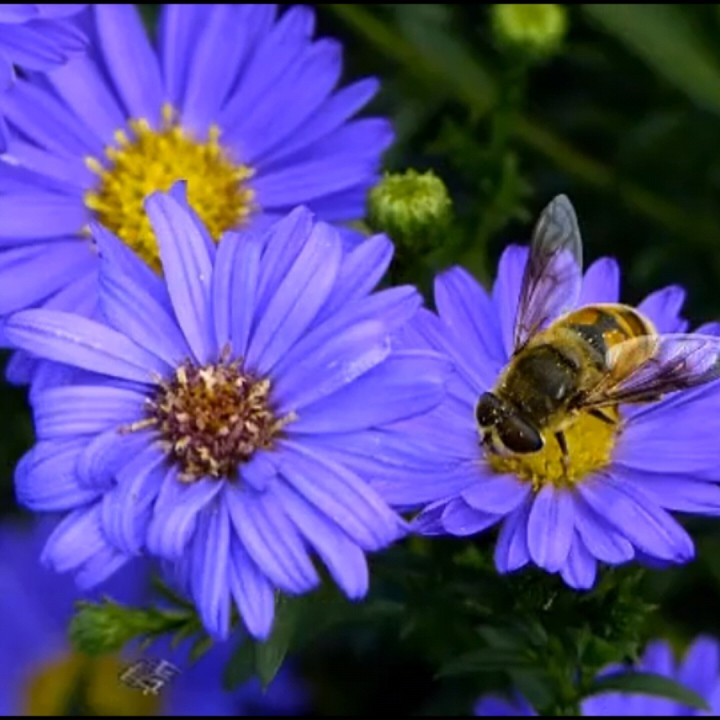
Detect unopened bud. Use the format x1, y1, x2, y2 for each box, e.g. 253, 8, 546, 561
367, 169, 452, 254
491, 4, 568, 58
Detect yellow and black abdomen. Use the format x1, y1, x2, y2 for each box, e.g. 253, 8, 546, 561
559, 303, 656, 369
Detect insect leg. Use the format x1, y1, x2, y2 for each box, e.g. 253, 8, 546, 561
555, 431, 570, 477
589, 408, 616, 425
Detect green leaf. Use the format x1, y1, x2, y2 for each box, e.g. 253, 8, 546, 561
583, 5, 720, 117
255, 596, 297, 689
222, 640, 256, 692
587, 671, 710, 712
437, 647, 534, 678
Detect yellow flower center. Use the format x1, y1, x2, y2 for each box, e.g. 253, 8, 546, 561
488, 408, 619, 491
23, 651, 159, 716
84, 105, 255, 272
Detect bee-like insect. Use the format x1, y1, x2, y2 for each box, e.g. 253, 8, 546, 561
476, 194, 720, 462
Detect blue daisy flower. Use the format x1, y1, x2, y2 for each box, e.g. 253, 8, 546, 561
0, 517, 309, 716
474, 636, 720, 715
0, 2, 392, 381
5, 189, 449, 640
0, 4, 87, 150
385, 196, 720, 588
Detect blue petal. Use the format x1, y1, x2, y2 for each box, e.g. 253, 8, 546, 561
190, 503, 232, 640
559, 534, 597, 590
578, 472, 694, 563
229, 542, 276, 641
462, 474, 532, 514
625, 472, 720, 515
76, 428, 153, 490
678, 636, 720, 702
318, 233, 393, 321
491, 245, 528, 360
5, 309, 169, 383
228, 39, 343, 163
32, 384, 144, 439
572, 493, 635, 564
226, 485, 319, 594
15, 438, 99, 511
494, 501, 532, 573
441, 499, 500, 536
435, 266, 506, 368
273, 480, 368, 599
637, 285, 688, 333
291, 350, 449, 433
146, 473, 223, 560
260, 78, 380, 166
101, 445, 165, 554
145, 191, 215, 363
45, 54, 126, 145
245, 220, 342, 374
278, 440, 404, 551
0, 192, 86, 240
94, 4, 163, 123
0, 240, 92, 315
527, 485, 574, 573
211, 231, 263, 358
578, 257, 620, 305
42, 505, 127, 587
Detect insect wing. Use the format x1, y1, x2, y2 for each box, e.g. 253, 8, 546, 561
581, 333, 720, 407
514, 194, 584, 352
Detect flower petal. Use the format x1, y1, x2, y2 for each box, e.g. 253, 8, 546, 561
32, 385, 145, 439
15, 438, 99, 511
245, 220, 342, 374
290, 350, 449, 433
101, 445, 165, 554
441, 499, 500, 537
5, 309, 169, 383
226, 486, 319, 595
146, 473, 223, 560
462, 474, 532, 515
145, 191, 215, 363
492, 245, 528, 360
229, 543, 275, 641
94, 4, 163, 122
559, 534, 597, 590
572, 493, 634, 564
527, 485, 574, 573
494, 501, 532, 573
578, 257, 620, 305
273, 480, 368, 599
578, 472, 694, 563
76, 429, 153, 490
189, 503, 232, 640
278, 441, 404, 551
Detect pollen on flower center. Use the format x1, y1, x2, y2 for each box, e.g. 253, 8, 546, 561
487, 408, 619, 491
84, 104, 256, 272
134, 354, 294, 482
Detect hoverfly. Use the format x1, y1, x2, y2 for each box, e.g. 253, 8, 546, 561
475, 194, 720, 463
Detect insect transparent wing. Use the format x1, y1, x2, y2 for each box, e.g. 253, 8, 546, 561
582, 333, 720, 407
514, 194, 584, 352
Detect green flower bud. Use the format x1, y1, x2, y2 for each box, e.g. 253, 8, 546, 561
367, 169, 452, 254
491, 4, 568, 57
69, 598, 185, 656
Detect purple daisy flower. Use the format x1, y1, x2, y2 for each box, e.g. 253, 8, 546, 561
0, 517, 309, 716
385, 196, 720, 588
0, 3, 392, 381
0, 4, 87, 150
4, 189, 449, 640
474, 636, 720, 716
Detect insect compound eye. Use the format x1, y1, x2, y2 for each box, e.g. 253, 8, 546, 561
498, 415, 544, 454
475, 392, 504, 427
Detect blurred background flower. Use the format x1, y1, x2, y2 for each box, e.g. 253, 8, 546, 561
0, 517, 309, 716
474, 636, 720, 715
